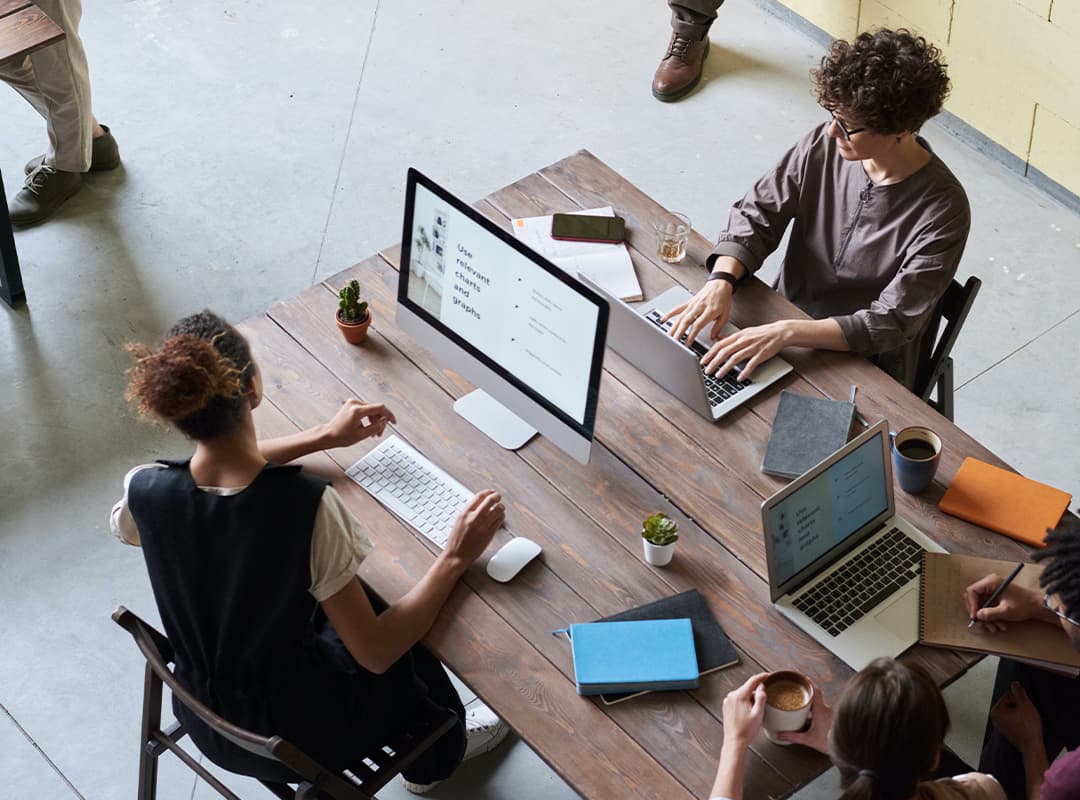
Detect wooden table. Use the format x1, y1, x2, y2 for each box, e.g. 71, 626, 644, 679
244, 150, 1029, 799
0, 0, 65, 307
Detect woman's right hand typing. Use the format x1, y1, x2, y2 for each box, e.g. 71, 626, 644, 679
443, 490, 505, 569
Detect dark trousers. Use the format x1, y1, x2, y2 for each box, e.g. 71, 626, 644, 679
669, 0, 725, 39
355, 585, 467, 785
978, 659, 1080, 800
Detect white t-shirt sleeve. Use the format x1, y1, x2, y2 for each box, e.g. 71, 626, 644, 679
308, 486, 374, 602
109, 464, 165, 546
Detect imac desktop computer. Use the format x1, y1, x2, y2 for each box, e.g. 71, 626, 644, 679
396, 168, 609, 464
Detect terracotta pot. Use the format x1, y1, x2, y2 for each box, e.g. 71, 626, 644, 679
336, 309, 372, 344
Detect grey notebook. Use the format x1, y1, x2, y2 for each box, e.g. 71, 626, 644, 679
761, 390, 856, 479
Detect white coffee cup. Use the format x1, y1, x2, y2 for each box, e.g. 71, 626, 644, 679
761, 671, 813, 746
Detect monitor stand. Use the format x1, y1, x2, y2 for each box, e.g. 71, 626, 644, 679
453, 389, 536, 451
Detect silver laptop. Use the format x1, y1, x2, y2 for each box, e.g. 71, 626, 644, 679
761, 419, 947, 671
580, 279, 792, 420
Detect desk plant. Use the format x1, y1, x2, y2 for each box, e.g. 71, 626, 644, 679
336, 279, 372, 344
642, 512, 679, 566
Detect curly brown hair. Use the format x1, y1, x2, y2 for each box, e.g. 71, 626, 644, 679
812, 28, 950, 135
125, 310, 256, 439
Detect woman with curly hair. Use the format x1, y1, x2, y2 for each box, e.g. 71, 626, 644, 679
110, 310, 509, 794
709, 658, 1004, 800
666, 28, 970, 391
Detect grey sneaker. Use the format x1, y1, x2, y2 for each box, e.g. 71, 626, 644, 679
9, 165, 82, 226
401, 699, 510, 795
24, 125, 121, 175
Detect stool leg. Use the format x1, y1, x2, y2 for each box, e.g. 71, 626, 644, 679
138, 664, 163, 800
0, 167, 27, 307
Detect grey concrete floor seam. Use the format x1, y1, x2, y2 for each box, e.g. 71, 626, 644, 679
955, 305, 1080, 392
309, 0, 383, 288
0, 703, 87, 800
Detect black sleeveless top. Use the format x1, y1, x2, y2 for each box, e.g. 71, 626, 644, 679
128, 460, 379, 779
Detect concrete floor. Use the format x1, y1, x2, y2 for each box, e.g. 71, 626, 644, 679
2, 1, 1077, 798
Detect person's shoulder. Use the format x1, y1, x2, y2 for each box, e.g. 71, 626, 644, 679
917, 772, 1006, 800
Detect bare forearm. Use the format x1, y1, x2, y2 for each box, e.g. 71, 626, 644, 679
368, 554, 468, 665
710, 741, 750, 800
259, 424, 332, 464
1021, 744, 1048, 800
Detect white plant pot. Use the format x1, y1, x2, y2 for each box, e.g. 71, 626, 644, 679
642, 539, 675, 566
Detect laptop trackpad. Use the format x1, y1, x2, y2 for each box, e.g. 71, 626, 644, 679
872, 586, 918, 641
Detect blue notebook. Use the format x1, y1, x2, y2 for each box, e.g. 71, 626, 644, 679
568, 618, 699, 696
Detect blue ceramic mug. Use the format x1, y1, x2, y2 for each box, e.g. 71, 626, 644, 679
891, 426, 942, 493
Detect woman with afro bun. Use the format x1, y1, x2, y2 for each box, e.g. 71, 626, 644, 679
111, 310, 509, 793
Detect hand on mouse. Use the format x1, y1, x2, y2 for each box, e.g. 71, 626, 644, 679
443, 490, 505, 569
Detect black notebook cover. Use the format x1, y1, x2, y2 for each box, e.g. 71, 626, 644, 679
584, 589, 738, 705
761, 390, 856, 479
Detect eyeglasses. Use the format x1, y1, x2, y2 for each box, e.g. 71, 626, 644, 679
830, 112, 868, 141
1043, 593, 1080, 627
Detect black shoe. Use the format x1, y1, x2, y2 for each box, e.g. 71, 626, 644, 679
24, 124, 121, 175
9, 165, 83, 226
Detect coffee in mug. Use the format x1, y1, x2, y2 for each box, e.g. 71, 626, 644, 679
765, 680, 810, 712
891, 426, 942, 493
761, 671, 813, 745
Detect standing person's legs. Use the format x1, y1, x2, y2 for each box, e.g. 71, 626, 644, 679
669, 0, 725, 41
0, 0, 94, 173
653, 0, 725, 101
0, 0, 118, 224
979, 659, 1080, 800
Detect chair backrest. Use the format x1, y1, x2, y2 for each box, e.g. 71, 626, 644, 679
913, 275, 982, 411
112, 606, 377, 800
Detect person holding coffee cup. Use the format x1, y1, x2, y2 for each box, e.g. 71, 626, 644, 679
708, 659, 1005, 800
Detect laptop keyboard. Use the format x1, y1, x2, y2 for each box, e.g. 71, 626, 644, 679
791, 528, 925, 637
644, 309, 751, 408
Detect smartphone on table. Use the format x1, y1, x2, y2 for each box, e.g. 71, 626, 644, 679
551, 213, 626, 243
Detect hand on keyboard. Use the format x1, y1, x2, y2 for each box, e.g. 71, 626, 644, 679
700, 321, 789, 381
444, 490, 505, 566
661, 276, 735, 346
324, 399, 397, 448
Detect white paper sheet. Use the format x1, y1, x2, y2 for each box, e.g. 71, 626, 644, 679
511, 207, 643, 302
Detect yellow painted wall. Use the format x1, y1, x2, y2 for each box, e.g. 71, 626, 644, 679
773, 0, 1080, 199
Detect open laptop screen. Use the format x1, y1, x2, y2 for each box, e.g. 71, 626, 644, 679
765, 428, 890, 587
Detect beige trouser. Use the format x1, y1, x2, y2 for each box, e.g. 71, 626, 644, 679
0, 0, 96, 172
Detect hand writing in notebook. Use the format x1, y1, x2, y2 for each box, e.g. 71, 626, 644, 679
963, 573, 1052, 634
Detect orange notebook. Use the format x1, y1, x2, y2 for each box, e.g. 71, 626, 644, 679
939, 457, 1071, 548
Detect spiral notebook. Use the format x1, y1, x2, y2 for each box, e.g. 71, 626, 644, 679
918, 552, 1080, 676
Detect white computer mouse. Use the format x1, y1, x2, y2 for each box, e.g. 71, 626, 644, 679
485, 537, 543, 583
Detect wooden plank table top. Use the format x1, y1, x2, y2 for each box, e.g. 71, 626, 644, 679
0, 0, 63, 62
246, 150, 1030, 799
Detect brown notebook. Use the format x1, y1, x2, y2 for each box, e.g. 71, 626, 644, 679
938, 457, 1071, 548
919, 552, 1080, 676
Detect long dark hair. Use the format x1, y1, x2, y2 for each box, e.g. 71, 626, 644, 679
831, 658, 948, 800
125, 310, 256, 440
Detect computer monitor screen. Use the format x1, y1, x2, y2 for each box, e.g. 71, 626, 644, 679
765, 426, 890, 587
396, 168, 609, 463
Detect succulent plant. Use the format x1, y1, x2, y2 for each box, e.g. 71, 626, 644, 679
642, 512, 679, 546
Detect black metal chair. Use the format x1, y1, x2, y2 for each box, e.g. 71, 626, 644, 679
113, 606, 457, 800
912, 275, 982, 421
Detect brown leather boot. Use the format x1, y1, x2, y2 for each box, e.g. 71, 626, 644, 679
652, 33, 710, 102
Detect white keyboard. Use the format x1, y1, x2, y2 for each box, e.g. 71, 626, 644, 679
346, 435, 473, 549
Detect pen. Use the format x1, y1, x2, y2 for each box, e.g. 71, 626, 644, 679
968, 562, 1024, 628
849, 384, 870, 428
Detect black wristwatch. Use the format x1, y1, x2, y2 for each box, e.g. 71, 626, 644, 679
705, 271, 741, 292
